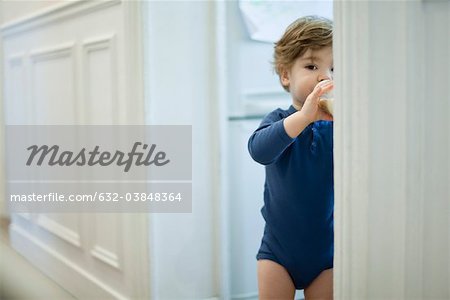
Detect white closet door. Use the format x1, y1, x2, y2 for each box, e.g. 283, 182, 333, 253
2, 1, 148, 299
334, 1, 449, 299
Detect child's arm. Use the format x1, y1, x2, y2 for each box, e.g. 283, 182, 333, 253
284, 80, 334, 138
248, 81, 334, 165
248, 116, 294, 165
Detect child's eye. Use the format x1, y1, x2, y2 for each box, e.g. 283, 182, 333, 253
331, 68, 334, 72
306, 65, 317, 70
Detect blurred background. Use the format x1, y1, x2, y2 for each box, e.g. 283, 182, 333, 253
0, 1, 332, 299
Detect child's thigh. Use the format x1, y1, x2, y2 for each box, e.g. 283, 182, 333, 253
304, 268, 333, 300
257, 259, 295, 300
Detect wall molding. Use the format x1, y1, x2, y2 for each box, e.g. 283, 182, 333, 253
81, 33, 118, 124
3, 1, 150, 299
30, 42, 75, 61
29, 41, 77, 124
0, 0, 121, 37
36, 215, 81, 248
89, 211, 123, 271
10, 223, 129, 300
5, 53, 25, 124
90, 245, 121, 270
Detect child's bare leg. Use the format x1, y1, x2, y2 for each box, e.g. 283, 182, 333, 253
304, 268, 333, 300
257, 259, 295, 299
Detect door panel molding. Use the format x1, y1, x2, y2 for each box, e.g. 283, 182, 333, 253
36, 214, 82, 248
0, 0, 121, 37
2, 0, 149, 298
10, 223, 129, 300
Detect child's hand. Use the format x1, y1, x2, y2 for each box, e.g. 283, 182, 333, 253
301, 80, 334, 122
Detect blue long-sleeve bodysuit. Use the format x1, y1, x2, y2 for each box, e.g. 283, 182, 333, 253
248, 105, 334, 290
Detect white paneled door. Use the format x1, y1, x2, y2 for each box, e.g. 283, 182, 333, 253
334, 1, 449, 299
2, 1, 148, 299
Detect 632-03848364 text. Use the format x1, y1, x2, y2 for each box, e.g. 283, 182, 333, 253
10, 192, 183, 202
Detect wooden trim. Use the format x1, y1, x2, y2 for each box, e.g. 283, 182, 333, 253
36, 215, 82, 248
0, 0, 121, 37
121, 1, 150, 299
333, 1, 370, 299
10, 223, 129, 300
81, 33, 118, 124
212, 1, 233, 299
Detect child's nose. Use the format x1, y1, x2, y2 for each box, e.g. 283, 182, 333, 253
318, 71, 333, 82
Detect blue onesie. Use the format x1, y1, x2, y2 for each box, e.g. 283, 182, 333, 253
248, 105, 334, 290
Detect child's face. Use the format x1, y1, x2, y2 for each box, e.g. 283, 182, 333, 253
281, 46, 333, 108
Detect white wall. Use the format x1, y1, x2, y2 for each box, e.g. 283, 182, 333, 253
0, 0, 61, 218
143, 1, 219, 299
1, 1, 150, 299
0, 0, 76, 217
1, 1, 224, 299
334, 1, 449, 299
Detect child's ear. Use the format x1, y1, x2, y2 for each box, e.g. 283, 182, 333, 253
280, 68, 290, 86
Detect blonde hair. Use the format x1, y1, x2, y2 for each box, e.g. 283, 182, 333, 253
273, 16, 333, 91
